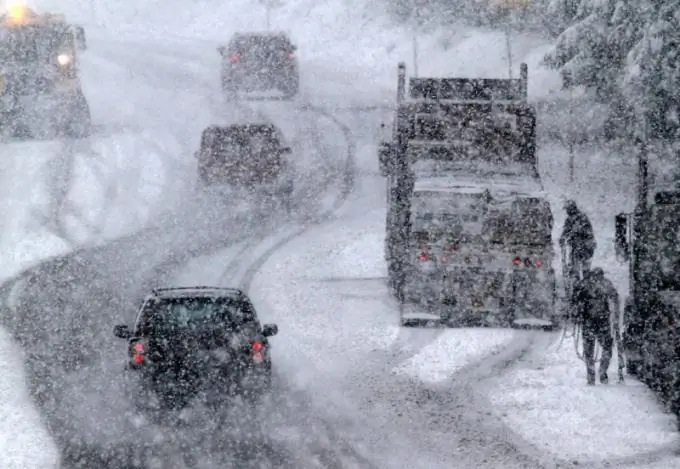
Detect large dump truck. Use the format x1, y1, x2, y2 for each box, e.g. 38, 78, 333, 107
0, 4, 90, 139
614, 141, 680, 424
378, 62, 556, 328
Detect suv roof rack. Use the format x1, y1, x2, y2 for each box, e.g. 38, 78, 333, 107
151, 286, 243, 296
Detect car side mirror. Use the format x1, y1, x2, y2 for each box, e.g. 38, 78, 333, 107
614, 212, 630, 262
262, 324, 278, 337
378, 142, 393, 176
217, 46, 226, 56
74, 26, 86, 51
114, 324, 131, 339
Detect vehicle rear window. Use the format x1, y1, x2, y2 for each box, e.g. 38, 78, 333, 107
208, 127, 279, 158
137, 297, 257, 335
229, 35, 292, 53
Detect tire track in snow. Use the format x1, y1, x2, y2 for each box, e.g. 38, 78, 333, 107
209, 103, 382, 469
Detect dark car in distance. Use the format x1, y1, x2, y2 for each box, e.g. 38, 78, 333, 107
194, 123, 295, 209
114, 286, 278, 411
218, 31, 299, 99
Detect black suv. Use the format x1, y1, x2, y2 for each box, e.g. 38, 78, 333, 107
218, 32, 299, 99
194, 123, 295, 208
114, 287, 278, 411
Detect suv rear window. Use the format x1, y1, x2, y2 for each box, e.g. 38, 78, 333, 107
205, 126, 280, 158
229, 35, 293, 54
137, 297, 257, 335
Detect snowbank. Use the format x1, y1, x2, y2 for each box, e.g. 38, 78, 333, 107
0, 329, 59, 469
489, 332, 680, 464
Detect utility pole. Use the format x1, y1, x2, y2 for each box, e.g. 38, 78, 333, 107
495, 0, 530, 78
505, 23, 513, 78
412, 35, 419, 77
260, 0, 283, 30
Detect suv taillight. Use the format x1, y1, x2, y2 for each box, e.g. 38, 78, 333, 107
251, 341, 264, 364
129, 340, 146, 366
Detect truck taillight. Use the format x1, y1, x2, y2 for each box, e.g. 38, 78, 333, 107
512, 257, 543, 268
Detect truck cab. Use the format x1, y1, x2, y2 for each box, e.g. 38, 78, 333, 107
0, 4, 90, 138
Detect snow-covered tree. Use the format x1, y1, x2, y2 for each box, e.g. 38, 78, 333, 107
544, 0, 678, 139
624, 1, 680, 138
542, 0, 587, 35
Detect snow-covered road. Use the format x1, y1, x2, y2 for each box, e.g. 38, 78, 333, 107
0, 31, 364, 467
2, 0, 680, 466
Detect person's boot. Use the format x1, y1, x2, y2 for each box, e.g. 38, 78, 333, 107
587, 368, 596, 385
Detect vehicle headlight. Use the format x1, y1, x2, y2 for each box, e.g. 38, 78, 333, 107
57, 54, 72, 66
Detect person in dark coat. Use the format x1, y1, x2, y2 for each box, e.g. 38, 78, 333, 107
560, 200, 596, 288
571, 268, 621, 385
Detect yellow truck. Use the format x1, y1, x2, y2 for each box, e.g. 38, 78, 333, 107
0, 4, 90, 139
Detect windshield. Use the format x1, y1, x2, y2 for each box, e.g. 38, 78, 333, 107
138, 297, 257, 335
0, 25, 70, 66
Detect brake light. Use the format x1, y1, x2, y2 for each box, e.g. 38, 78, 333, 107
512, 256, 543, 268
251, 341, 264, 363
130, 341, 145, 365
230, 53, 240, 64
417, 252, 429, 261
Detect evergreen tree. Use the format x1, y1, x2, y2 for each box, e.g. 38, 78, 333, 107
624, 1, 680, 138
544, 0, 678, 139
543, 0, 587, 36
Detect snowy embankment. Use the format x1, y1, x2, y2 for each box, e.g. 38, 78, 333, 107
0, 13, 205, 469
0, 39, 188, 281
489, 335, 680, 466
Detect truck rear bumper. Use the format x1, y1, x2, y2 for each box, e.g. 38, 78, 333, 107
401, 268, 557, 328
